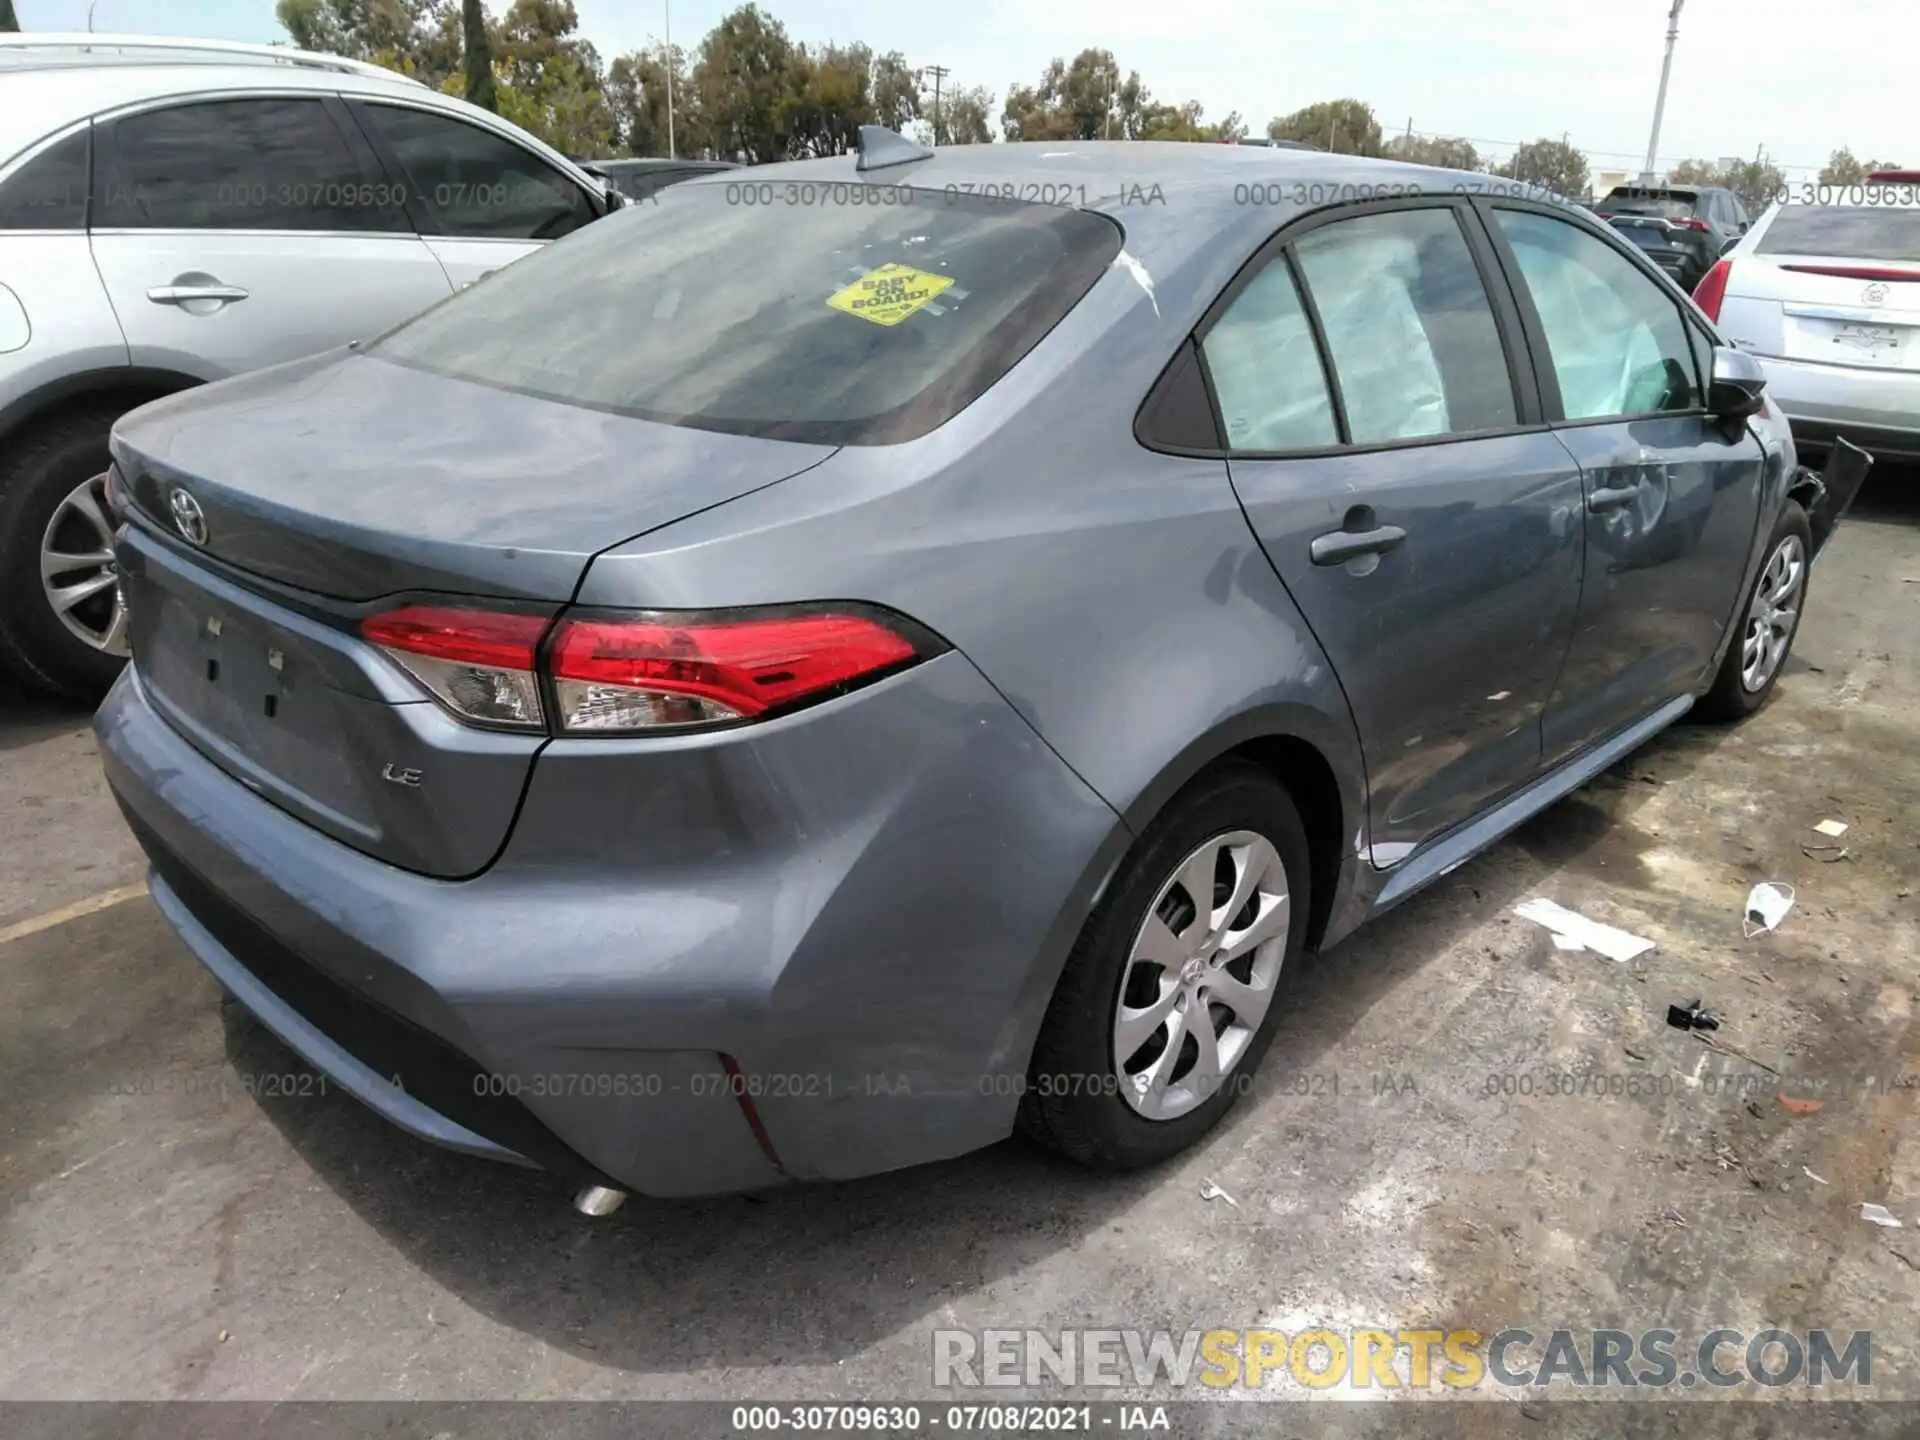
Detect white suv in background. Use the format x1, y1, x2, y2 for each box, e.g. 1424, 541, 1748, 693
0, 34, 620, 696
1695, 171, 1920, 464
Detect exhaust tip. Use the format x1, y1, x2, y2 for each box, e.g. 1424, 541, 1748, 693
573, 1184, 628, 1217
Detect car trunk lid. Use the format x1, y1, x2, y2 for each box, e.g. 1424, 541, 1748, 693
111, 349, 837, 602
1746, 202, 1920, 372
110, 350, 835, 877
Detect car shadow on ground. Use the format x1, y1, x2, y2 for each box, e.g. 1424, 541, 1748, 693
223, 712, 1740, 1377
0, 679, 95, 754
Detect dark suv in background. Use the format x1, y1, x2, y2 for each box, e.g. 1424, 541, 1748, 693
1596, 184, 1749, 290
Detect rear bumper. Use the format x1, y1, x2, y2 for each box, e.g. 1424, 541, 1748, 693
1753, 353, 1920, 457
97, 654, 1124, 1198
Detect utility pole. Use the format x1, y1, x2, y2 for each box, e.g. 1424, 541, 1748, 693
664, 0, 676, 159
1640, 0, 1684, 184
923, 63, 950, 145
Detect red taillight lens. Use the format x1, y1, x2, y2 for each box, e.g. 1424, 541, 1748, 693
549, 610, 923, 733
1866, 169, 1920, 184
1677, 216, 1711, 232
1693, 259, 1732, 321
362, 605, 551, 730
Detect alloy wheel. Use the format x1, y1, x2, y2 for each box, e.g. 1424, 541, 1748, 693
1740, 533, 1803, 693
39, 472, 128, 657
1112, 829, 1291, 1121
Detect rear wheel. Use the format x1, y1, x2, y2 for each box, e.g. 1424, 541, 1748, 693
0, 402, 130, 698
1020, 762, 1310, 1170
1697, 501, 1811, 722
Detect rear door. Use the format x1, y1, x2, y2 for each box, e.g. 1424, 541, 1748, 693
1204, 200, 1586, 861
1483, 203, 1765, 761
347, 99, 601, 289
88, 95, 452, 379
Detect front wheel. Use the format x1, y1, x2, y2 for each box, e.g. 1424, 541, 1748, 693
1019, 762, 1311, 1170
1697, 500, 1811, 722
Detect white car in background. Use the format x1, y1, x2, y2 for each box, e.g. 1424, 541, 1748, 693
1695, 171, 1920, 462
0, 34, 620, 697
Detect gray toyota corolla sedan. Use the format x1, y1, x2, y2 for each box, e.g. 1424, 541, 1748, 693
94, 131, 1868, 1207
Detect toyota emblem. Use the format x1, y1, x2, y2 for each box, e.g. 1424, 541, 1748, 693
1863, 282, 1890, 307
168, 487, 208, 546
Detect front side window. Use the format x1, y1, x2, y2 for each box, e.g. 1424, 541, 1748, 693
1292, 207, 1517, 444
0, 129, 89, 229
1200, 258, 1338, 451
1495, 209, 1701, 421
356, 103, 595, 241
97, 99, 404, 232
371, 186, 1121, 445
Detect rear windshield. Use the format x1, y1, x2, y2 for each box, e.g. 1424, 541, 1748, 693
1602, 190, 1698, 220
1757, 204, 1920, 262
372, 184, 1122, 445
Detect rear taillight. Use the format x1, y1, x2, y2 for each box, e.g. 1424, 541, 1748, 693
549, 610, 923, 732
362, 605, 550, 731
1693, 259, 1732, 321
362, 603, 937, 735
1677, 216, 1711, 232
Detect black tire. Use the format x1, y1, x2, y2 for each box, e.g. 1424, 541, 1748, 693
0, 400, 129, 698
1019, 761, 1312, 1171
1696, 500, 1812, 722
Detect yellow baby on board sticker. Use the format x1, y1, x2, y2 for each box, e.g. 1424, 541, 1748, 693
827, 263, 955, 327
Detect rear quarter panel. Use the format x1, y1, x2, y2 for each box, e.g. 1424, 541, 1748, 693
578, 249, 1372, 933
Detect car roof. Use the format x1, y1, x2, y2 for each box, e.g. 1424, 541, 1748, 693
595, 157, 739, 173
722, 141, 1564, 267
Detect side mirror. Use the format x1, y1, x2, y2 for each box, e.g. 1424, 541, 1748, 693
1708, 346, 1767, 420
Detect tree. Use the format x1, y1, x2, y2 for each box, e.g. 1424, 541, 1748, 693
1501, 137, 1590, 198
607, 43, 698, 157
436, 0, 614, 154
1001, 49, 1149, 141
1666, 156, 1786, 211
1818, 147, 1900, 185
1385, 133, 1480, 171
461, 0, 496, 112
691, 4, 799, 163
927, 82, 994, 146
276, 0, 461, 83
1267, 99, 1382, 156
1137, 100, 1244, 143
0, 0, 19, 33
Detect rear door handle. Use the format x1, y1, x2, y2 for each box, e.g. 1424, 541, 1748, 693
1310, 524, 1407, 567
147, 284, 251, 305
1587, 483, 1643, 513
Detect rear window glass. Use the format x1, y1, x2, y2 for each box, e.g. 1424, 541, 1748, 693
1602, 192, 1698, 221
1757, 205, 1920, 262
372, 186, 1122, 445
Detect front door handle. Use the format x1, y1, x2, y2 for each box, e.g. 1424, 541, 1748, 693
1310, 524, 1407, 567
147, 284, 251, 305
1588, 482, 1643, 513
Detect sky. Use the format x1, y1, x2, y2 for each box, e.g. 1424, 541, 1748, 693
17, 0, 1914, 179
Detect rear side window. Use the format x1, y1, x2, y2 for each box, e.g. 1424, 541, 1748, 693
1292, 207, 1517, 443
1757, 205, 1920, 262
371, 187, 1122, 445
355, 103, 595, 241
1200, 259, 1338, 451
1603, 190, 1698, 221
0, 128, 89, 229
97, 99, 405, 232
1495, 209, 1701, 420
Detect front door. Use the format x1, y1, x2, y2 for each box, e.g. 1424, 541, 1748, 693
1484, 205, 1766, 760
1202, 202, 1586, 861
89, 96, 452, 381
